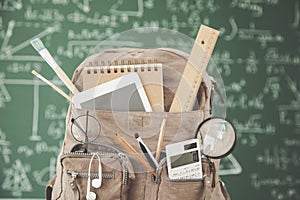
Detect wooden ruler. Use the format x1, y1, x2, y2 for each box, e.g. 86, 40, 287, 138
169, 25, 220, 112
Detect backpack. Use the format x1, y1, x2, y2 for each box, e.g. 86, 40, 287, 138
46, 48, 231, 200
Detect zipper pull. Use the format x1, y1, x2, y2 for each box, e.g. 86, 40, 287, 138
68, 171, 78, 189
208, 160, 216, 188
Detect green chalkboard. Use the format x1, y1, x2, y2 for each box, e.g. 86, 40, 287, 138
0, 0, 299, 199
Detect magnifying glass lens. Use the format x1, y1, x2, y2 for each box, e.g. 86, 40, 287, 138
197, 118, 236, 159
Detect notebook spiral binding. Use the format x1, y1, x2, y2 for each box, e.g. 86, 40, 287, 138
86, 59, 160, 75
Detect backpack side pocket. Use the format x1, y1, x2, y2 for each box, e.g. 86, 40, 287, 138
46, 174, 56, 200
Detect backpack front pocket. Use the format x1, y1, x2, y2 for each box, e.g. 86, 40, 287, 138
59, 145, 134, 200
153, 158, 207, 200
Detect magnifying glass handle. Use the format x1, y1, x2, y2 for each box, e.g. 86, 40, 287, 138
208, 160, 216, 188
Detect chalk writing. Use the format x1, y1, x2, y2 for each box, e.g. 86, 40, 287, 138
24, 6, 65, 22
238, 23, 284, 48
6, 62, 42, 73
33, 157, 56, 186
52, 0, 69, 5
110, 0, 144, 17
278, 104, 300, 127
219, 154, 242, 175
35, 141, 60, 154
234, 114, 276, 135
44, 104, 67, 120
0, 19, 59, 61
221, 17, 238, 41
67, 11, 118, 26
47, 121, 65, 139
256, 146, 300, 170
226, 93, 264, 110
0, 0, 22, 11
0, 73, 11, 108
72, 0, 92, 13
0, 0, 299, 199
230, 0, 279, 17
251, 173, 300, 199
1, 159, 32, 197
17, 145, 34, 157
251, 173, 299, 190
265, 48, 300, 65
0, 129, 11, 163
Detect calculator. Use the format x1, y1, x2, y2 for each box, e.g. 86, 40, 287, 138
166, 139, 203, 180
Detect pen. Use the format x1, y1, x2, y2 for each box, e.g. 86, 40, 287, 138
134, 133, 158, 169
115, 133, 156, 176
155, 119, 166, 161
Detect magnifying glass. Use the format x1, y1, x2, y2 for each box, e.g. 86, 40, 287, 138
195, 117, 237, 159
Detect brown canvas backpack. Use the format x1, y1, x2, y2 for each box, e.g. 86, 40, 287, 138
46, 48, 231, 200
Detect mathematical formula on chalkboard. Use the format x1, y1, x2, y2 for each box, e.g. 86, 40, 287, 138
0, 0, 299, 199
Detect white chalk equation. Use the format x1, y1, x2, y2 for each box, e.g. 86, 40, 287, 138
231, 0, 279, 17
0, 0, 22, 11
57, 39, 142, 59
72, 0, 92, 13
251, 173, 300, 200
256, 145, 300, 170
1, 159, 32, 197
0, 73, 12, 108
277, 75, 300, 129
0, 129, 11, 164
1, 157, 58, 197
0, 19, 60, 61
0, 74, 67, 141
110, 0, 144, 17
233, 114, 276, 147
33, 157, 56, 186
219, 154, 242, 176
166, 0, 217, 14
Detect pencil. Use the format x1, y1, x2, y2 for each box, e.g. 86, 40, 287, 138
115, 133, 156, 176
155, 119, 167, 161
32, 70, 72, 102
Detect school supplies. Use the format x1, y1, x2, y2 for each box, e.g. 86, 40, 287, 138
72, 73, 152, 111
70, 112, 101, 143
47, 48, 232, 200
30, 38, 79, 94
134, 133, 158, 169
31, 70, 71, 102
195, 117, 237, 159
166, 139, 203, 180
155, 118, 167, 161
82, 63, 164, 112
169, 25, 219, 112
115, 133, 156, 176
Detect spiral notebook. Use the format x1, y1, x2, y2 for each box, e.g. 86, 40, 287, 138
82, 63, 164, 112
73, 73, 152, 111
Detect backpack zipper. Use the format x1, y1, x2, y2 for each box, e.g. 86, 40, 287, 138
67, 170, 114, 179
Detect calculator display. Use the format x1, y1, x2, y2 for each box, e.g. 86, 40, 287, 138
170, 150, 199, 169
